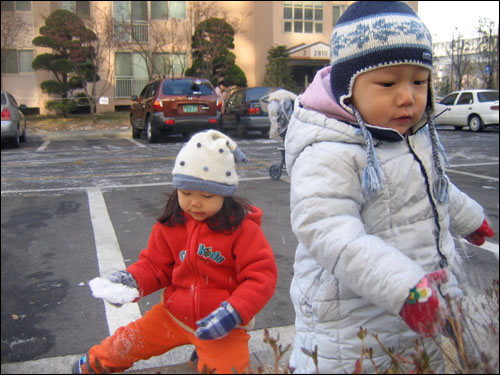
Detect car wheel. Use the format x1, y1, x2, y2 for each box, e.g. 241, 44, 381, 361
237, 121, 246, 139
11, 127, 20, 148
146, 118, 159, 143
269, 164, 282, 180
468, 115, 483, 132
19, 125, 26, 142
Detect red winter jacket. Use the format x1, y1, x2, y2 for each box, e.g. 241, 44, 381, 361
127, 205, 278, 330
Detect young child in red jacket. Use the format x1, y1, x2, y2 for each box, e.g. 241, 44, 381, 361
73, 130, 278, 374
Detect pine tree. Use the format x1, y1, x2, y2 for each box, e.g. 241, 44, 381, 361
263, 45, 297, 92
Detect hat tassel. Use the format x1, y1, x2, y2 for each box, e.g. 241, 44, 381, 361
427, 109, 449, 203
352, 107, 385, 198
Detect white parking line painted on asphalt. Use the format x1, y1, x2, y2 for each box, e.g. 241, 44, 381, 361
445, 168, 499, 182
87, 187, 142, 335
127, 138, 147, 147
449, 162, 499, 168
1, 177, 272, 195
36, 140, 51, 152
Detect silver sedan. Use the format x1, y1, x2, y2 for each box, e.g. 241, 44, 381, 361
1, 91, 27, 147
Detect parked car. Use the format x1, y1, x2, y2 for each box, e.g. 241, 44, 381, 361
1, 91, 27, 147
130, 77, 221, 143
221, 87, 284, 138
434, 89, 499, 132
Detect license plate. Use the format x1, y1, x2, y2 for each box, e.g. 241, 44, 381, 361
183, 104, 198, 113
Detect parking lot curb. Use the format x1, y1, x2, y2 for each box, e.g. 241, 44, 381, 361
0, 325, 295, 374
31, 128, 131, 141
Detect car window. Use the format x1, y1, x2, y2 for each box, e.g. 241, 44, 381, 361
139, 84, 150, 99
227, 90, 244, 106
457, 93, 473, 105
477, 91, 499, 102
440, 93, 458, 105
144, 83, 157, 99
1, 92, 6, 106
150, 82, 159, 98
246, 87, 272, 102
162, 79, 214, 96
8, 93, 18, 107
233, 90, 245, 105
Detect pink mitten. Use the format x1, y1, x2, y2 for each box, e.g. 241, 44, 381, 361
466, 219, 494, 246
399, 269, 448, 337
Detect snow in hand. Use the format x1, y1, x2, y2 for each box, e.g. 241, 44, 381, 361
89, 277, 139, 305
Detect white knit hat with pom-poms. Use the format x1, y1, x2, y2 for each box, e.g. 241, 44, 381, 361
172, 130, 248, 196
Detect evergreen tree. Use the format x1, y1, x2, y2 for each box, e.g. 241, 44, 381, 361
263, 45, 297, 92
32, 9, 97, 117
186, 18, 246, 87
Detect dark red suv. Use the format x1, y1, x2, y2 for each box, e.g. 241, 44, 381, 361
130, 77, 221, 142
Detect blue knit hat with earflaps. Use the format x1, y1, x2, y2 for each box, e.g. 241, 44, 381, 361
330, 1, 449, 203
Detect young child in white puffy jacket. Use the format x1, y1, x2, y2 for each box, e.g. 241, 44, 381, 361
284, 2, 494, 373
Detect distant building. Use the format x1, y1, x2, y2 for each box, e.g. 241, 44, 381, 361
433, 37, 498, 96
1, 1, 418, 115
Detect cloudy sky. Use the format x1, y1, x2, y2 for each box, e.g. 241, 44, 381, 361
418, 1, 499, 42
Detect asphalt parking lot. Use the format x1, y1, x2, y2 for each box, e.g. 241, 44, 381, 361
1, 127, 498, 373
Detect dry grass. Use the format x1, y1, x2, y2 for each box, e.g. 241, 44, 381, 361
26, 111, 130, 133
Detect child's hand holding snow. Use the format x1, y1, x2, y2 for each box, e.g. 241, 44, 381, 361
89, 276, 139, 306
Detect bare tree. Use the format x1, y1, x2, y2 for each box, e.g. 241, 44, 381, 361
477, 18, 499, 90
112, 12, 192, 82
448, 29, 472, 91
111, 2, 247, 84
1, 12, 30, 89
77, 7, 118, 123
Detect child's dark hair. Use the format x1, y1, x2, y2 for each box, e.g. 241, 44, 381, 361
157, 190, 251, 233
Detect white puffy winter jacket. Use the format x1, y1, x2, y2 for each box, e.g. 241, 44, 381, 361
285, 99, 484, 373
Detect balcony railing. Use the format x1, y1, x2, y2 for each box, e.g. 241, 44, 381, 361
131, 21, 149, 43
115, 77, 149, 98
114, 20, 149, 43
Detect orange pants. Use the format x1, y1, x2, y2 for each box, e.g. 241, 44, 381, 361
88, 303, 250, 374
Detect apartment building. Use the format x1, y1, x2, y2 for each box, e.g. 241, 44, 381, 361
1, 1, 417, 114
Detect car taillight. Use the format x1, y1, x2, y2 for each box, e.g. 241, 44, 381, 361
165, 119, 175, 125
1, 108, 11, 121
209, 118, 218, 124
153, 100, 163, 112
248, 107, 260, 115
490, 105, 499, 111
216, 97, 222, 110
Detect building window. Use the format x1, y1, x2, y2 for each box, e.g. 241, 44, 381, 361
1, 49, 34, 74
114, 1, 148, 42
332, 4, 346, 27
1, 1, 31, 11
115, 52, 149, 98
61, 1, 90, 17
284, 1, 323, 34
151, 1, 186, 20
151, 1, 168, 19
169, 1, 186, 19
153, 52, 186, 77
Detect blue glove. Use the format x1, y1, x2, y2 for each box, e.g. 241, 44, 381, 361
107, 270, 138, 289
106, 270, 138, 307
195, 302, 242, 340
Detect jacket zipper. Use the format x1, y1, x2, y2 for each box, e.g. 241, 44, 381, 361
406, 138, 448, 268
188, 221, 201, 324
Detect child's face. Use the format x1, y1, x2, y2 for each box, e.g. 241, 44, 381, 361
351, 65, 430, 135
178, 189, 224, 221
